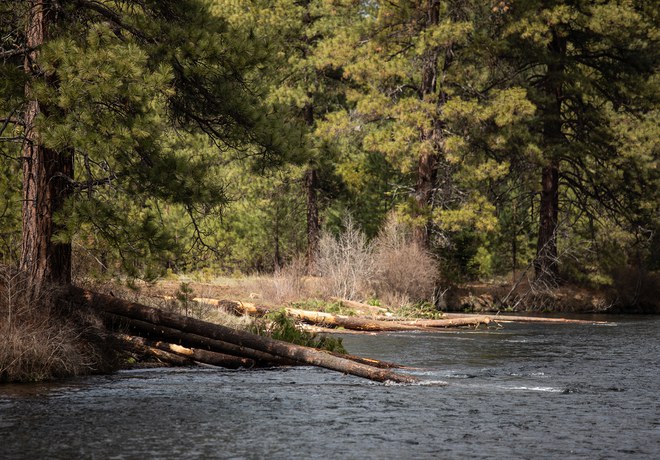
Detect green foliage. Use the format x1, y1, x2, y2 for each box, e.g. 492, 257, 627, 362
395, 302, 444, 320
251, 309, 346, 353
1, 0, 657, 293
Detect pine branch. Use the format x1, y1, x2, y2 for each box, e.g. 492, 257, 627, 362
75, 0, 149, 42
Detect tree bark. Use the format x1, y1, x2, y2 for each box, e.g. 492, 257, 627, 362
535, 160, 559, 283
534, 30, 565, 285
20, 0, 73, 286
68, 287, 419, 384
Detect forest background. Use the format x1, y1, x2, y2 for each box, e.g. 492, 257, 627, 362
1, 0, 658, 314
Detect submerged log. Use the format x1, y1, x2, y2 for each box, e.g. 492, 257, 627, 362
67, 287, 419, 384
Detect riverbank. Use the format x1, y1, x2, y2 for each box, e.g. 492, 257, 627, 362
79, 273, 660, 316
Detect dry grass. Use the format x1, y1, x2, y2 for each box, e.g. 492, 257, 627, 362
245, 257, 312, 304
0, 266, 109, 382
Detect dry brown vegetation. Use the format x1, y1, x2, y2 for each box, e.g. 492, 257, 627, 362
0, 266, 111, 382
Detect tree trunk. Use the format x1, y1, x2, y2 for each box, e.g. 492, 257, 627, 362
68, 287, 419, 384
412, 1, 442, 249
20, 0, 72, 286
534, 30, 565, 285
534, 160, 559, 283
413, 150, 439, 248
305, 167, 320, 274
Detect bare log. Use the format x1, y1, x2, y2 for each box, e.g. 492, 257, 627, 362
107, 313, 294, 367
226, 300, 427, 332
400, 317, 492, 328
441, 312, 607, 324
281, 307, 425, 331
67, 287, 419, 384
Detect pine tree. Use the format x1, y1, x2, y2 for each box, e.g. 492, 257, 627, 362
0, 0, 292, 286
316, 1, 503, 250
492, 0, 658, 284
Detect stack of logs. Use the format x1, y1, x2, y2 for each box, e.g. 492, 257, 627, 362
65, 287, 422, 384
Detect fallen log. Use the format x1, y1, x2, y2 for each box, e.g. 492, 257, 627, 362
154, 341, 255, 368
107, 313, 295, 367
441, 312, 607, 325
67, 287, 419, 384
225, 300, 426, 332
400, 317, 492, 328
119, 335, 194, 366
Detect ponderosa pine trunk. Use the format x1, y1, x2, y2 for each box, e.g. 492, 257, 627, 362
412, 1, 442, 249
20, 0, 73, 286
535, 160, 559, 283
534, 30, 565, 285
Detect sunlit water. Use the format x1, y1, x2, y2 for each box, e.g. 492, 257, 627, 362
1, 316, 659, 459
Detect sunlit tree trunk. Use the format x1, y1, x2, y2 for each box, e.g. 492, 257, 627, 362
20, 0, 73, 286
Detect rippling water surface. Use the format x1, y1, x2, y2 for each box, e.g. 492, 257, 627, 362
1, 316, 659, 459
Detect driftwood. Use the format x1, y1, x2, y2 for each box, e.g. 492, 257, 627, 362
67, 287, 419, 384
441, 312, 607, 325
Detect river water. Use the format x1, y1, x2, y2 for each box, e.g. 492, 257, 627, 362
1, 316, 659, 459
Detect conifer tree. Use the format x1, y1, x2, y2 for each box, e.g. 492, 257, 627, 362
0, 0, 293, 286
316, 0, 502, 250
492, 0, 658, 284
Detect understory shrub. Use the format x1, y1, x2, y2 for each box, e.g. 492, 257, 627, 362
372, 217, 438, 306
318, 217, 375, 301
317, 215, 439, 307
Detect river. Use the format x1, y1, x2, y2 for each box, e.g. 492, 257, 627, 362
1, 316, 659, 459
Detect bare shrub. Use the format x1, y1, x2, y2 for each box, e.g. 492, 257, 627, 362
372, 216, 438, 306
317, 217, 376, 301
0, 266, 106, 382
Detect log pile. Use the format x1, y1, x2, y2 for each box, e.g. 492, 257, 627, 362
65, 287, 419, 384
